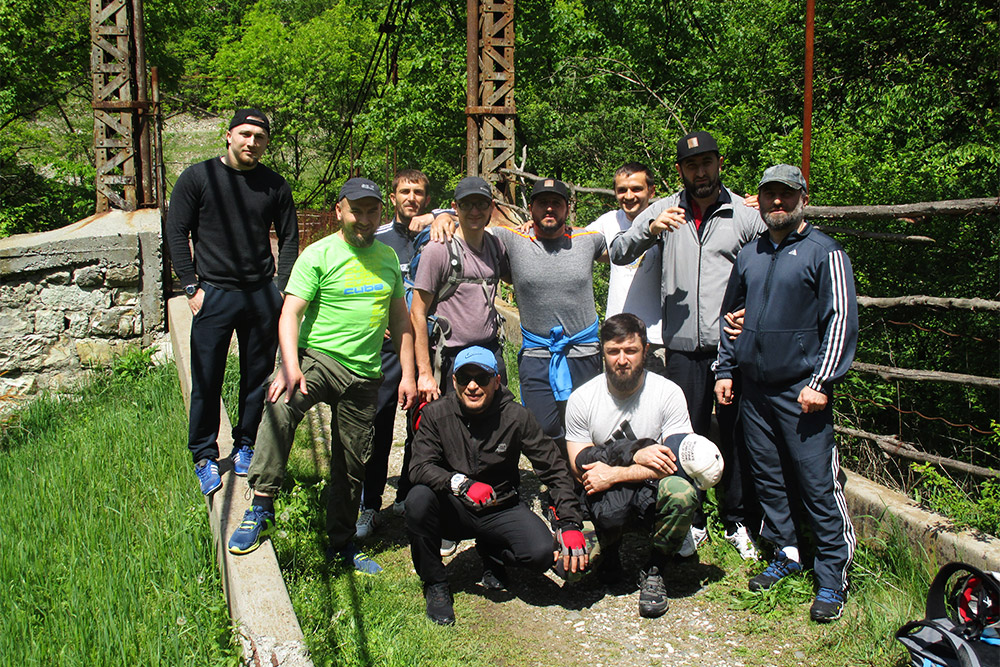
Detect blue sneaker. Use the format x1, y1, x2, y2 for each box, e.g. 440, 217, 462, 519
228, 506, 276, 555
339, 543, 383, 575
748, 550, 803, 591
195, 458, 222, 496
230, 444, 253, 477
810, 587, 846, 622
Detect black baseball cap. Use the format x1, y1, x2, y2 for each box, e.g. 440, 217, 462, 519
229, 109, 270, 135
337, 177, 383, 202
530, 178, 569, 202
454, 177, 493, 201
676, 131, 719, 163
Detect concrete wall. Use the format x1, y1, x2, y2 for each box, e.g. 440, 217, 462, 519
0, 209, 163, 393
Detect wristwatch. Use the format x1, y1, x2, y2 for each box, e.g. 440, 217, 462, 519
184, 283, 200, 298
450, 473, 469, 496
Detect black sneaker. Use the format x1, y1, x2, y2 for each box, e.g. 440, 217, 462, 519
810, 587, 846, 622
424, 582, 455, 626
481, 566, 508, 591
638, 566, 669, 618
748, 551, 803, 592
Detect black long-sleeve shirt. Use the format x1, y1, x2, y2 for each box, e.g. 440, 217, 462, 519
165, 157, 299, 291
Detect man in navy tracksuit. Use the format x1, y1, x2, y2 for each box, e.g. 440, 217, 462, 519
713, 164, 858, 622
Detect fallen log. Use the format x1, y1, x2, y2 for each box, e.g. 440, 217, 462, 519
806, 197, 998, 220
857, 295, 1000, 312
851, 361, 1000, 389
836, 425, 1000, 479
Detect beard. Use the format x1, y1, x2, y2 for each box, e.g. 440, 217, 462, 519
762, 198, 806, 233
343, 225, 375, 248
682, 172, 720, 200
607, 363, 644, 394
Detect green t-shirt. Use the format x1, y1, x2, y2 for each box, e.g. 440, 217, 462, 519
284, 234, 403, 378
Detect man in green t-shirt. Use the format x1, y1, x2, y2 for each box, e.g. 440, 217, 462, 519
227, 177, 417, 574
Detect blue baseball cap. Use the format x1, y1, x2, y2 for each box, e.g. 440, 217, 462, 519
453, 346, 499, 375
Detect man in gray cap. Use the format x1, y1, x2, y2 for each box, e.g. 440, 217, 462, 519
714, 164, 858, 622
227, 177, 417, 574
410, 176, 510, 402
166, 108, 299, 497
611, 131, 765, 560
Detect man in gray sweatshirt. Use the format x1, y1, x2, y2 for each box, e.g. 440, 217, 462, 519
610, 131, 764, 559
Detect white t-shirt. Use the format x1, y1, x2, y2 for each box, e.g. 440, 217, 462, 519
564, 371, 692, 446
588, 209, 663, 345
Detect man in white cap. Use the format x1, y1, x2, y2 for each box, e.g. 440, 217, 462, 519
565, 313, 720, 618
407, 345, 588, 625
714, 164, 858, 622
227, 177, 417, 575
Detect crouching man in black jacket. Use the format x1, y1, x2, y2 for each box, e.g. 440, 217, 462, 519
406, 345, 589, 625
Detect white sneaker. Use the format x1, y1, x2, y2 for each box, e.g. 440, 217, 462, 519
440, 539, 459, 557
392, 500, 406, 516
355, 508, 379, 540
724, 524, 759, 561
691, 526, 709, 548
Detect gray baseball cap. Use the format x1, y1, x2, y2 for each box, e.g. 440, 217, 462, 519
758, 164, 808, 194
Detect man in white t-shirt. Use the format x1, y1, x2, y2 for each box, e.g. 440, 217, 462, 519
564, 313, 698, 619
586, 162, 664, 371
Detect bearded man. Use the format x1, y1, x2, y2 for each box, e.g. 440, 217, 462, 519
227, 178, 417, 575
611, 131, 766, 559
714, 164, 859, 623
564, 313, 701, 618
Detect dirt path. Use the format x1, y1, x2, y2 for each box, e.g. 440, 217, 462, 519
304, 404, 824, 667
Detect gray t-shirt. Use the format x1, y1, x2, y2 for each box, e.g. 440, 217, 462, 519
565, 371, 692, 446
492, 225, 605, 356
413, 234, 509, 348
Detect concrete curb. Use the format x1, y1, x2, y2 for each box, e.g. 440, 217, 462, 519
168, 296, 312, 666
843, 469, 1000, 572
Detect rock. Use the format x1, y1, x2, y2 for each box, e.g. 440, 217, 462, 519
46, 271, 71, 285
38, 285, 111, 310
0, 282, 35, 307
34, 309, 65, 335
73, 265, 104, 288
0, 311, 33, 337
76, 339, 128, 366
117, 314, 133, 338
66, 311, 89, 337
113, 288, 140, 306
106, 264, 139, 286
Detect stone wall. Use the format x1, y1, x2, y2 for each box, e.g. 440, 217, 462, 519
0, 209, 163, 393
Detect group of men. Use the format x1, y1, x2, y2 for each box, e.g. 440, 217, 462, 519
166, 109, 858, 627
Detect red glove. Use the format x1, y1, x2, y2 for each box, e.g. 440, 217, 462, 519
461, 480, 496, 506
557, 528, 587, 559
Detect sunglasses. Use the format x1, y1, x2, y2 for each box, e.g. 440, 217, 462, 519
454, 368, 495, 386
456, 199, 491, 211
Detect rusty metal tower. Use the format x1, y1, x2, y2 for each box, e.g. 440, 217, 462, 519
90, 0, 157, 211
465, 0, 516, 202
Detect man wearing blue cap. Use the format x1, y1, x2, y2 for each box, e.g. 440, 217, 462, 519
226, 177, 417, 574
166, 108, 299, 497
406, 345, 588, 625
714, 164, 858, 622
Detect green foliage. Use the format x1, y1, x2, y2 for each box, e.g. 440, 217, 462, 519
0, 364, 238, 665
110, 346, 157, 384
910, 462, 1000, 537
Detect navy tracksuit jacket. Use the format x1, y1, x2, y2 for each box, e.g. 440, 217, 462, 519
715, 223, 858, 590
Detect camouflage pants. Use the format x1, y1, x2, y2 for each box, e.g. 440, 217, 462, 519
586, 475, 698, 557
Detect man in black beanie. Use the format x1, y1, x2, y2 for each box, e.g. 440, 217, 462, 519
166, 108, 299, 496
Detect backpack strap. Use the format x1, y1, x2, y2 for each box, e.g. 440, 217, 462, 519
896, 619, 986, 667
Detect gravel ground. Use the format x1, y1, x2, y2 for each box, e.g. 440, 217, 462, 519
311, 404, 824, 667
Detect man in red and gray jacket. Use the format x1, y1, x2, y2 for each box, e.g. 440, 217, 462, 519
714, 164, 858, 623
406, 346, 588, 625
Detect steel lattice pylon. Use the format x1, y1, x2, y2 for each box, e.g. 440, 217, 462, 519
90, 0, 154, 211
466, 0, 516, 202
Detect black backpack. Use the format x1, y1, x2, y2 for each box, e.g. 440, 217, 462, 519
896, 562, 1000, 667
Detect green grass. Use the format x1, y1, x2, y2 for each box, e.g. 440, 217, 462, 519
0, 360, 238, 667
